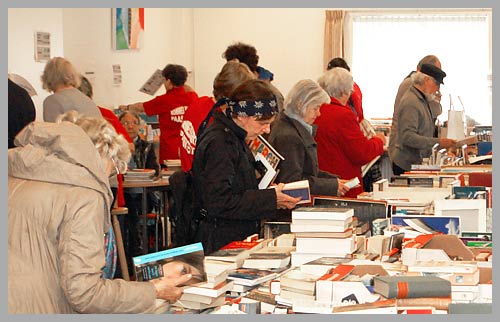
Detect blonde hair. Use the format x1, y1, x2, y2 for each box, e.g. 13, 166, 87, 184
41, 57, 81, 92
212, 61, 256, 99
56, 111, 130, 173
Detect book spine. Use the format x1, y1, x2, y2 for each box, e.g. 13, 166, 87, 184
396, 297, 451, 310
387, 280, 451, 298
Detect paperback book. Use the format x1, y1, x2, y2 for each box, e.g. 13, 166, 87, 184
132, 242, 206, 283
227, 268, 278, 286
248, 134, 284, 170
205, 240, 265, 267
292, 206, 354, 221
139, 69, 165, 95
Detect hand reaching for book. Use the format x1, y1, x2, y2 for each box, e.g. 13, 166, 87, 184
274, 183, 302, 209
150, 272, 192, 302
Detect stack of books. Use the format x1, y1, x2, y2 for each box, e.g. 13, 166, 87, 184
290, 207, 357, 266
176, 279, 234, 310
204, 239, 266, 268
277, 268, 319, 302
124, 168, 156, 181
242, 245, 295, 269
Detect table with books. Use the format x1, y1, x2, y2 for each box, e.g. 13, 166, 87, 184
147, 203, 492, 314
123, 170, 173, 253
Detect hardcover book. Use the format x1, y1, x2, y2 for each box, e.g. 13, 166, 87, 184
373, 275, 451, 299
278, 180, 311, 204
132, 242, 206, 283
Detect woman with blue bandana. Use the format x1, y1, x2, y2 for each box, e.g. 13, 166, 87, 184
191, 79, 301, 254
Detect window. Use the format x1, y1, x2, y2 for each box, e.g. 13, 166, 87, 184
349, 11, 491, 126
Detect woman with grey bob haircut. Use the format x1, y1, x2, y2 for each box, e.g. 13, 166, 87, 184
318, 67, 354, 99
268, 79, 350, 197
283, 79, 330, 118
41, 57, 101, 122
8, 111, 193, 313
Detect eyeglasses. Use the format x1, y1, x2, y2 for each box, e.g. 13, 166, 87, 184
121, 121, 139, 126
109, 158, 120, 177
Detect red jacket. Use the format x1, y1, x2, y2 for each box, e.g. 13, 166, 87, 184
314, 97, 383, 197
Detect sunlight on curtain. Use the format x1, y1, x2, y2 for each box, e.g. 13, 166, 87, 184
351, 14, 491, 125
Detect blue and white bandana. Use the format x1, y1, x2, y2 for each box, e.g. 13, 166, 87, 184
227, 96, 279, 117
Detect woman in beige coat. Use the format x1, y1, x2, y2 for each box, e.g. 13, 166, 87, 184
8, 112, 192, 313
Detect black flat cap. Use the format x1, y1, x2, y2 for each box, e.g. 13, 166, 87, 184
420, 63, 446, 85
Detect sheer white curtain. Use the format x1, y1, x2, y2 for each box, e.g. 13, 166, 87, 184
350, 13, 491, 125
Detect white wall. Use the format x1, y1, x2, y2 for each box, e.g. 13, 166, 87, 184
8, 8, 65, 121
62, 8, 194, 109
7, 8, 195, 120
192, 8, 326, 97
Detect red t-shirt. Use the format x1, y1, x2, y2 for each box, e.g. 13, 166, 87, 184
314, 97, 383, 198
143, 86, 198, 163
179, 96, 215, 172
98, 106, 132, 143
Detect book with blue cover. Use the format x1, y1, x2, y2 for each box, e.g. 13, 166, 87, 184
133, 242, 206, 284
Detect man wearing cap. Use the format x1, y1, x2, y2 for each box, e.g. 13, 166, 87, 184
389, 55, 442, 164
391, 64, 456, 174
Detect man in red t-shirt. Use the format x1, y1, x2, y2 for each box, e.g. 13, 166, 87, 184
120, 64, 198, 165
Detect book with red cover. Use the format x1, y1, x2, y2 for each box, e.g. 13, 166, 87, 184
318, 264, 355, 281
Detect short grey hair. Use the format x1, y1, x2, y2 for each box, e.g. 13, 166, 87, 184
41, 57, 81, 92
56, 111, 130, 173
284, 79, 330, 117
410, 71, 429, 86
317, 67, 354, 100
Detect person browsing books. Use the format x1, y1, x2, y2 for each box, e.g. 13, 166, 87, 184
191, 79, 301, 254
119, 111, 162, 276
268, 79, 350, 197
314, 67, 386, 198
390, 64, 456, 174
119, 64, 198, 164
8, 112, 192, 313
41, 57, 102, 122
179, 60, 256, 172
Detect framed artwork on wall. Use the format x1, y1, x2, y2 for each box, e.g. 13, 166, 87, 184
111, 8, 144, 50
